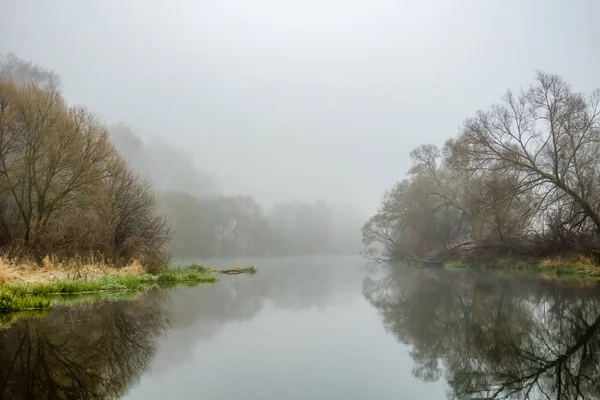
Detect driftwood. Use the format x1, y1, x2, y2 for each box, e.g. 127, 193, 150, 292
216, 267, 257, 275
218, 269, 246, 275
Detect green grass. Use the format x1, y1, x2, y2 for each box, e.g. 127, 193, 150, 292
0, 265, 221, 313
184, 264, 211, 273
26, 274, 145, 296
139, 272, 216, 284
444, 261, 472, 269
50, 290, 144, 306
0, 288, 50, 313
0, 263, 259, 315
0, 291, 146, 328
0, 309, 49, 328
140, 265, 218, 284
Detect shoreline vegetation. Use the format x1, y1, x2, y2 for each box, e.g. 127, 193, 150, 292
0, 257, 257, 314
397, 255, 600, 280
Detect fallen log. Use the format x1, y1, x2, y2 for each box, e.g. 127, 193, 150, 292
215, 266, 257, 275
219, 269, 246, 275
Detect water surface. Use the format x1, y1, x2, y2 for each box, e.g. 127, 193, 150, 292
1, 256, 599, 399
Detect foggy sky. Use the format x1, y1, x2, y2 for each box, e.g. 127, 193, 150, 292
2, 0, 599, 214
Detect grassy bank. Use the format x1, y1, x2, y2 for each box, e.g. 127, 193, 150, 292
0, 265, 219, 313
441, 254, 600, 279
0, 256, 149, 285
0, 258, 258, 314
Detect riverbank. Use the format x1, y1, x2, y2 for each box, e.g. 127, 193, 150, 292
0, 266, 215, 313
0, 257, 256, 313
443, 255, 600, 279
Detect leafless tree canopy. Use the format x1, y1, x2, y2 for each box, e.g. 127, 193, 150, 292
364, 72, 600, 263
0, 55, 170, 270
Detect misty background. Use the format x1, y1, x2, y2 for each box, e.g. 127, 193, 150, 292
2, 0, 600, 258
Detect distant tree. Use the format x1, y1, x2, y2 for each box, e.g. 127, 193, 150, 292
0, 52, 61, 90
267, 201, 332, 255
159, 192, 273, 258
214, 195, 265, 255
109, 124, 219, 199
158, 191, 221, 259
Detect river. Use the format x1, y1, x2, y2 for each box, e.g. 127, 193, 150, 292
1, 255, 599, 399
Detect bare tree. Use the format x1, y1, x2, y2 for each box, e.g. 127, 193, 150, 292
214, 195, 264, 255
0, 52, 61, 90
0, 80, 114, 249
98, 158, 171, 269
460, 71, 600, 232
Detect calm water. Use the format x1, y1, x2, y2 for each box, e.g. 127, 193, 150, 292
2, 255, 600, 399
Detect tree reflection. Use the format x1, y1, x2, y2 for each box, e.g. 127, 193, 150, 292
167, 258, 340, 333
363, 267, 600, 399
0, 291, 169, 400
147, 259, 342, 374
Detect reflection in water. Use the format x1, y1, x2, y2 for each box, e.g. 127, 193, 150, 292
363, 267, 600, 399
0, 256, 349, 399
144, 257, 342, 374
0, 291, 169, 400
169, 258, 336, 332
11, 257, 598, 399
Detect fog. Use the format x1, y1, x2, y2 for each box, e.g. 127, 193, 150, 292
110, 124, 219, 199
2, 0, 600, 257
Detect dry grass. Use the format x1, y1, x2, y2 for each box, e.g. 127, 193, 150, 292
537, 254, 600, 278
0, 258, 220, 315
0, 256, 147, 286
538, 254, 595, 269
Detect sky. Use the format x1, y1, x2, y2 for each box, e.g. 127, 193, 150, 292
1, 0, 600, 214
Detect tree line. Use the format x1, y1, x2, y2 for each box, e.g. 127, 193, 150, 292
0, 53, 363, 267
109, 121, 364, 259
364, 71, 600, 264
158, 192, 362, 258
